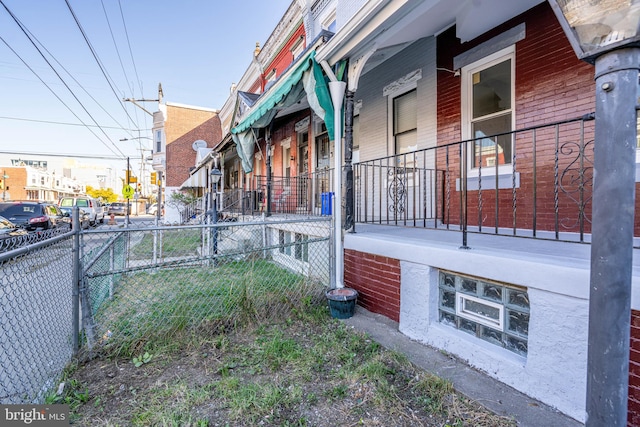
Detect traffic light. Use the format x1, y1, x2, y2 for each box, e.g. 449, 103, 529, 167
150, 172, 157, 185
125, 170, 137, 184
0, 179, 3, 190
137, 183, 142, 192
125, 170, 131, 184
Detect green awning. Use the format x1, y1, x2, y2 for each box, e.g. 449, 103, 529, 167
231, 49, 335, 173
232, 50, 316, 135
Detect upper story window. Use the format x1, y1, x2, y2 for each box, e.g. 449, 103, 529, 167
461, 46, 515, 173
290, 36, 305, 60
155, 130, 163, 153
322, 10, 336, 33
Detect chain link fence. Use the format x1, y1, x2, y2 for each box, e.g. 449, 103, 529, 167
80, 217, 332, 356
0, 229, 76, 404
0, 215, 333, 402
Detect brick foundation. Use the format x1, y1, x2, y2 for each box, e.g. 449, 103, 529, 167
630, 310, 640, 426
343, 249, 400, 322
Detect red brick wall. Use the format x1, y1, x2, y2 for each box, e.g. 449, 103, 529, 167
262, 24, 305, 91
165, 105, 222, 187
630, 310, 640, 426
344, 249, 400, 322
3, 167, 27, 201
435, 3, 600, 234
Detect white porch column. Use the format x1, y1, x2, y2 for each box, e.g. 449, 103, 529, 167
329, 81, 346, 288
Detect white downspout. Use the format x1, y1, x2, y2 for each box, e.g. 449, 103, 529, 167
322, 61, 346, 289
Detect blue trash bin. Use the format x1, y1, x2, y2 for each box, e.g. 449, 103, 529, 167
321, 192, 334, 215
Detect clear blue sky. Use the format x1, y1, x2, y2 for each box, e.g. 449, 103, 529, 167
0, 0, 291, 167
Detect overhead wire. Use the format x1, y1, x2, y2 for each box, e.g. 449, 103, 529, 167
100, 0, 135, 98
64, 0, 141, 132
20, 21, 136, 138
117, 0, 152, 138
0, 34, 125, 159
0, 115, 148, 131
0, 0, 127, 158
100, 0, 141, 134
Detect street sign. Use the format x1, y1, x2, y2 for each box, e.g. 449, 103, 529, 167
122, 184, 134, 199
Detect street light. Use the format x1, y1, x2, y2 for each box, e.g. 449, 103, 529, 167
548, 1, 640, 425
209, 167, 222, 258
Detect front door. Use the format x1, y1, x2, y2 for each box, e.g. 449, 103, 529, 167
315, 132, 331, 209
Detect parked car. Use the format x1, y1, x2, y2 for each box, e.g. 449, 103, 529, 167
59, 196, 104, 225
108, 202, 129, 216
0, 201, 70, 231
0, 215, 28, 239
0, 215, 28, 252
147, 203, 163, 215
59, 206, 91, 230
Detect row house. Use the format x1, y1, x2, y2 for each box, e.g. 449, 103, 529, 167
312, 0, 638, 424
202, 0, 640, 424
150, 84, 223, 223
183, 0, 334, 218
0, 166, 83, 202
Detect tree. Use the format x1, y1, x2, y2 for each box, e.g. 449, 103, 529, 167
86, 186, 119, 203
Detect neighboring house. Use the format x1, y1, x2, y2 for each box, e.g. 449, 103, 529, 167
151, 99, 222, 223
0, 166, 84, 202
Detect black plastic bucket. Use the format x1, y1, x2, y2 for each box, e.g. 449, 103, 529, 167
326, 288, 358, 319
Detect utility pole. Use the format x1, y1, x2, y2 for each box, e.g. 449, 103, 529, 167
126, 157, 131, 226
122, 83, 162, 116
1, 170, 7, 201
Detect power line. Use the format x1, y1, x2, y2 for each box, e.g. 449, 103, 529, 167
118, 0, 143, 102
117, 0, 150, 136
64, 0, 141, 131
0, 33, 124, 159
0, 115, 149, 131
100, 0, 141, 132
20, 20, 136, 138
0, 0, 128, 159
101, 0, 134, 97
0, 150, 125, 161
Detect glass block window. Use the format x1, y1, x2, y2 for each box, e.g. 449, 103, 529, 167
294, 233, 308, 262
438, 271, 529, 356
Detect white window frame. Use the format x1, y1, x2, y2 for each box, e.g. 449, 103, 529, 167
456, 292, 504, 329
386, 81, 419, 158
290, 36, 305, 60
461, 45, 515, 178
265, 68, 277, 84
321, 9, 336, 33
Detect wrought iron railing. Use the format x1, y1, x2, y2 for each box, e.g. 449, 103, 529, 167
253, 170, 334, 216
354, 114, 601, 245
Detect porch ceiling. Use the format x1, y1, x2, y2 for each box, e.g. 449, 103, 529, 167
317, 0, 545, 73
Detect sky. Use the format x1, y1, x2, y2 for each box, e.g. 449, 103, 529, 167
0, 0, 291, 181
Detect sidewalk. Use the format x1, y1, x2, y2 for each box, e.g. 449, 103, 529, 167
342, 306, 583, 427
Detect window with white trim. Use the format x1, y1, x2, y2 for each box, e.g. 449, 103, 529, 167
155, 130, 162, 153
291, 36, 305, 60
322, 10, 336, 33
462, 46, 515, 173
294, 233, 308, 262
438, 270, 529, 356
278, 230, 292, 256
393, 89, 417, 157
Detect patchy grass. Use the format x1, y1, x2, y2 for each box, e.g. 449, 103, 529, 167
67, 304, 515, 426
68, 257, 516, 426
93, 260, 325, 356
